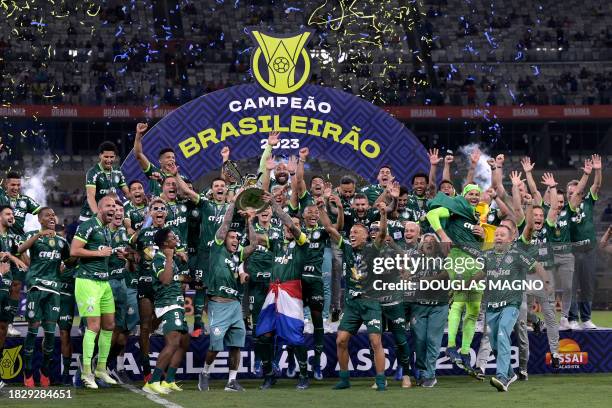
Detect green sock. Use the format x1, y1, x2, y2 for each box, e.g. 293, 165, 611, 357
62, 356, 72, 375
166, 367, 177, 383
260, 336, 273, 376
313, 328, 324, 367
41, 329, 55, 376
23, 327, 37, 375
96, 329, 113, 370
375, 373, 386, 391
8, 298, 18, 319
333, 370, 351, 389
193, 289, 205, 329
82, 329, 97, 375
150, 367, 164, 383
295, 346, 308, 377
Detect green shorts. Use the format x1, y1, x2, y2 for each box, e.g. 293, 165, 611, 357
26, 289, 60, 323
339, 298, 383, 335
58, 293, 76, 331
126, 287, 140, 331
137, 277, 155, 302
158, 306, 188, 335
302, 276, 324, 311
11, 266, 26, 283
248, 281, 269, 328
110, 279, 128, 331
75, 278, 115, 317
0, 290, 11, 322
208, 299, 245, 351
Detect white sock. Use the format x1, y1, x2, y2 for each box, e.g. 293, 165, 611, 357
229, 370, 237, 381
203, 363, 213, 375
117, 355, 125, 371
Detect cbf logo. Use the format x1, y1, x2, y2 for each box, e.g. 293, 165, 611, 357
1, 345, 23, 379
249, 29, 313, 94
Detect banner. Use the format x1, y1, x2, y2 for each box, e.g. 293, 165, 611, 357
2, 105, 612, 121
3, 330, 610, 382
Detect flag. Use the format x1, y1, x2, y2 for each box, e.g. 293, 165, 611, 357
255, 279, 304, 345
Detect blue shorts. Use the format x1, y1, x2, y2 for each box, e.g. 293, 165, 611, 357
208, 299, 245, 351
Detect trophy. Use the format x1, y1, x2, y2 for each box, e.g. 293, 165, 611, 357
222, 160, 269, 212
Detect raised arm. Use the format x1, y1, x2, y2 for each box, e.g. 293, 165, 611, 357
173, 167, 200, 203
296, 147, 309, 197
215, 201, 236, 242
258, 131, 279, 175
521, 157, 543, 204
509, 170, 525, 223
443, 153, 453, 185
133, 122, 151, 172
466, 148, 481, 185
316, 197, 342, 244
591, 154, 602, 197
261, 155, 277, 193
428, 148, 442, 197
374, 201, 388, 245
241, 210, 259, 260
521, 194, 535, 242
267, 193, 301, 238
569, 159, 592, 210
542, 173, 559, 224
328, 194, 344, 231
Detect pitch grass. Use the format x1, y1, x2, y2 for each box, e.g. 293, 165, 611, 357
4, 375, 612, 408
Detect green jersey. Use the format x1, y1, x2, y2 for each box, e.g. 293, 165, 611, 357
23, 232, 70, 294
483, 244, 536, 311
485, 207, 503, 226
109, 226, 129, 280
270, 233, 309, 282
544, 204, 573, 254
151, 252, 184, 308
246, 223, 282, 283
570, 190, 597, 248
338, 237, 368, 299
0, 187, 41, 236
165, 199, 189, 250
387, 218, 405, 242
186, 199, 201, 251
207, 239, 243, 300
518, 221, 554, 268
131, 225, 163, 279
124, 201, 147, 231
346, 208, 380, 233
74, 217, 112, 280
301, 225, 329, 278
143, 162, 187, 197
58, 265, 76, 296
359, 184, 384, 205
428, 193, 481, 255
0, 231, 20, 290
197, 198, 229, 252
80, 163, 127, 218
407, 193, 428, 220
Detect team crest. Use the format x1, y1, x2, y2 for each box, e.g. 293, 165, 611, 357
19, 201, 26, 209
48, 238, 55, 247
505, 256, 513, 264
191, 209, 199, 217
312, 231, 321, 240
249, 28, 313, 94
115, 235, 121, 243
289, 241, 296, 249
175, 319, 182, 327
114, 175, 120, 184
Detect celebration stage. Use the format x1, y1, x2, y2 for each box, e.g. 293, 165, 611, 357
2, 329, 611, 383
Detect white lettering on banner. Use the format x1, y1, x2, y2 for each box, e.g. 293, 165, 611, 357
0, 107, 26, 117
229, 96, 331, 114
103, 108, 130, 117
512, 107, 539, 117
410, 108, 436, 118
563, 107, 590, 117
51, 108, 78, 117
